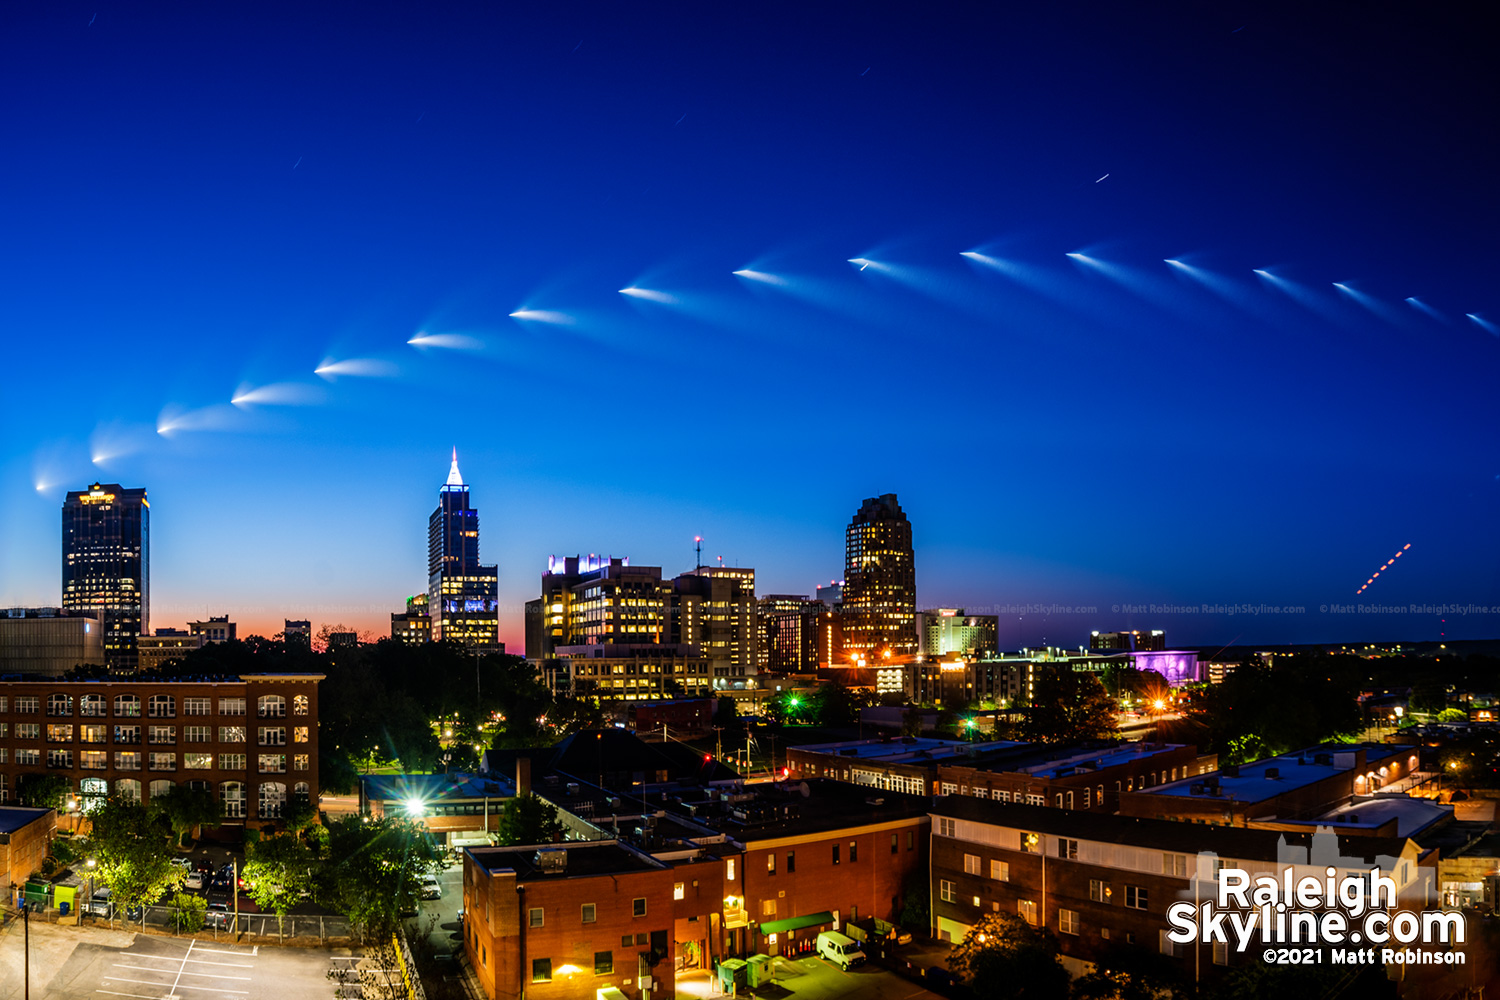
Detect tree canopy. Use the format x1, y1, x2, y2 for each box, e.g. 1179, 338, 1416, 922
1021, 668, 1118, 743
946, 912, 1069, 1000
84, 797, 184, 913
494, 793, 564, 846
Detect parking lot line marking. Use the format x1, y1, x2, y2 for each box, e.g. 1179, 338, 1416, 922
96, 990, 170, 999
167, 939, 197, 999
102, 979, 247, 995
190, 947, 254, 957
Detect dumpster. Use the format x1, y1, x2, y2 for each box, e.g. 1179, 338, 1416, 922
718, 958, 748, 993
746, 954, 772, 987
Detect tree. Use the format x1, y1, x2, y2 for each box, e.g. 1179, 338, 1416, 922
244, 834, 320, 928
493, 793, 564, 846
1438, 707, 1469, 723
149, 785, 224, 847
947, 912, 1069, 1000
84, 797, 184, 914
317, 815, 440, 941
1021, 669, 1118, 743
172, 892, 207, 933
1071, 942, 1188, 1000
17, 772, 70, 809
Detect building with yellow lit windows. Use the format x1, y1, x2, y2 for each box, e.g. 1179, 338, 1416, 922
427, 451, 501, 652
62, 483, 149, 672
840, 493, 917, 663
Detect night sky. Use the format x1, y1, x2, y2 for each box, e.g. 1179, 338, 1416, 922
2, 2, 1496, 649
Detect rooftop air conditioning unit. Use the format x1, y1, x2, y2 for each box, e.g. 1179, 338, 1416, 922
535, 849, 568, 872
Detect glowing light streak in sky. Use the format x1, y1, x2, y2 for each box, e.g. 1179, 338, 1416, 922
1404, 297, 1448, 323
731, 269, 787, 286
618, 287, 679, 304
406, 332, 485, 350
1467, 313, 1498, 335
315, 358, 400, 379
508, 309, 577, 326
230, 382, 325, 407
1331, 282, 1405, 325
1356, 543, 1411, 595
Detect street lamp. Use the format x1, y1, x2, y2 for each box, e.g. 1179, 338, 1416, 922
84, 857, 96, 926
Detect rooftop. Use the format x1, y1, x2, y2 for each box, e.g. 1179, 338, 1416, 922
361, 771, 515, 804
1306, 794, 1452, 839
791, 737, 1022, 764
1146, 744, 1402, 804
650, 778, 931, 841
466, 840, 663, 879
0, 806, 52, 834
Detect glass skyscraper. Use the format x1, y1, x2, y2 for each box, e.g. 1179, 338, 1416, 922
427, 451, 500, 650
62, 482, 149, 671
841, 493, 917, 662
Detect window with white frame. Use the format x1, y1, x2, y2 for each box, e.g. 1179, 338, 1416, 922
1018, 900, 1037, 925
939, 880, 955, 903
1059, 908, 1079, 935
963, 854, 981, 875
991, 860, 1009, 881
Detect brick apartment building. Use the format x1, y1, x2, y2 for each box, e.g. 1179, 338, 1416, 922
0, 674, 322, 828
462, 840, 731, 1000
0, 805, 55, 898
929, 797, 1431, 983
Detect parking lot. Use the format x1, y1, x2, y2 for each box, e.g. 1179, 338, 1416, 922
8, 928, 341, 1000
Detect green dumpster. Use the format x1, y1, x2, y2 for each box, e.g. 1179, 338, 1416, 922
746, 954, 772, 987
718, 958, 748, 993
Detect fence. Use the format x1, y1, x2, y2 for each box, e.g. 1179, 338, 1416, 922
14, 896, 353, 944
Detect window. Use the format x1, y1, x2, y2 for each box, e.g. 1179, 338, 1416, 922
767, 853, 776, 875
891, 833, 899, 854
1159, 930, 1178, 957
221, 781, 245, 818
907, 831, 915, 850
150, 779, 174, 799
1058, 838, 1078, 860
220, 726, 246, 743
991, 860, 1009, 882
294, 754, 309, 771
1020, 832, 1040, 854
117, 778, 142, 804
148, 695, 175, 718
0, 723, 6, 737
259, 782, 286, 818
1124, 885, 1148, 910
1083, 788, 1092, 809
850, 840, 858, 862
184, 697, 212, 716
531, 958, 551, 983
48, 693, 73, 716
114, 694, 140, 717
936, 817, 956, 838
1163, 853, 1188, 877
673, 883, 685, 900
115, 751, 141, 770
1059, 908, 1079, 935
621, 935, 634, 948
293, 694, 309, 716
114, 725, 140, 744
149, 726, 175, 744
762, 900, 777, 916
1213, 940, 1229, 965
81, 725, 106, 743
259, 753, 286, 773
149, 752, 176, 771
257, 695, 286, 718
933, 879, 953, 903
47, 724, 73, 742
185, 753, 213, 769
220, 753, 247, 770
1090, 879, 1111, 903
81, 750, 108, 770
594, 951, 612, 975
48, 749, 73, 768
16, 723, 40, 740
964, 854, 980, 875
632, 898, 647, 917
15, 696, 39, 713
259, 727, 286, 746
787, 851, 795, 872
16, 749, 40, 765
219, 697, 246, 716
1018, 900, 1038, 925
293, 726, 309, 743
582, 903, 596, 923
184, 726, 211, 743
832, 844, 840, 865
726, 858, 734, 881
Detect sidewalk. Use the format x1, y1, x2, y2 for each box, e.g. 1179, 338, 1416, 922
0, 908, 137, 1000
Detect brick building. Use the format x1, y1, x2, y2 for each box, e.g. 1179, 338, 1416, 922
361, 771, 515, 847
0, 674, 322, 828
462, 840, 730, 1000
1117, 744, 1413, 827
936, 741, 1207, 812
0, 805, 55, 898
929, 797, 1431, 983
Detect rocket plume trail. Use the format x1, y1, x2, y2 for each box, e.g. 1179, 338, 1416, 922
1356, 543, 1412, 595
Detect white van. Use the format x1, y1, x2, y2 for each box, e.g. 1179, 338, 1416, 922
815, 931, 865, 970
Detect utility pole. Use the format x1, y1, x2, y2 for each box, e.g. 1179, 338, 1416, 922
694, 536, 702, 571
22, 901, 29, 1000
712, 725, 723, 761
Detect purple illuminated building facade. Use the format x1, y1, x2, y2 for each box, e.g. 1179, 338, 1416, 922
1130, 649, 1201, 687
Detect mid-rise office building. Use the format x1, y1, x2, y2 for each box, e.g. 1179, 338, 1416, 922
390, 594, 432, 644
917, 609, 999, 659
427, 451, 500, 651
62, 483, 149, 671
550, 644, 713, 701
0, 609, 105, 677
841, 494, 916, 662
672, 566, 757, 683
0, 673, 322, 824
136, 629, 205, 672
282, 620, 312, 648
1089, 630, 1166, 652
188, 616, 237, 644
756, 596, 836, 673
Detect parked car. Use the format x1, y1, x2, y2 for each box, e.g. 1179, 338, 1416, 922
170, 857, 193, 873
82, 889, 114, 918
205, 902, 233, 929
184, 872, 205, 891
193, 859, 217, 875
816, 931, 866, 971
419, 877, 442, 900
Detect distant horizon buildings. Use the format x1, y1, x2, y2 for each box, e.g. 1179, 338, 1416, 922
427, 450, 500, 652
61, 482, 149, 671
840, 493, 917, 663
916, 608, 999, 659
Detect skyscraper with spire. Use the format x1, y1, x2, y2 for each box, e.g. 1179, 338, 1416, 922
427, 450, 500, 651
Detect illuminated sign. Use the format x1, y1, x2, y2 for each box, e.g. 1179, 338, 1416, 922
80, 492, 116, 505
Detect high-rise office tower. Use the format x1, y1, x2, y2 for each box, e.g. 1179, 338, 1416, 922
841, 493, 917, 662
62, 482, 150, 671
427, 450, 500, 651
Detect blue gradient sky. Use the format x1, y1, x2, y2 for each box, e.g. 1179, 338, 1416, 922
2, 2, 1496, 649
